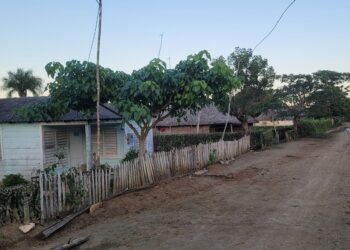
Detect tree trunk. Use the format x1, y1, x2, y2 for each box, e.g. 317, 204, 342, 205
293, 116, 299, 135
19, 90, 27, 97
242, 120, 249, 135
138, 135, 146, 158
272, 119, 279, 144
196, 110, 201, 134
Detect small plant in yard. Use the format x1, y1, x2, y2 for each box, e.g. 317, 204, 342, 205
44, 151, 66, 174
63, 167, 85, 209
208, 149, 218, 165
122, 149, 139, 163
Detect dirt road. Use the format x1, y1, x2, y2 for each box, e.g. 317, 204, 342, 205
13, 129, 350, 250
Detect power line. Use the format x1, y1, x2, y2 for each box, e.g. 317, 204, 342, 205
253, 0, 296, 52
87, 7, 99, 62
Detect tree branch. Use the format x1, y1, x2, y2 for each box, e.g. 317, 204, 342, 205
125, 120, 140, 138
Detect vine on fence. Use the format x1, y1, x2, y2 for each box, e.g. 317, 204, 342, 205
63, 168, 85, 209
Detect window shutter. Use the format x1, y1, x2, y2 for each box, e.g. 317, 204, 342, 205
103, 127, 117, 156
44, 130, 56, 165
43, 128, 69, 166
56, 129, 69, 166
92, 127, 117, 157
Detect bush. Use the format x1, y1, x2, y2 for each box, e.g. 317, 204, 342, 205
250, 129, 274, 150
253, 126, 294, 142
208, 149, 218, 165
122, 149, 139, 163
298, 118, 333, 138
1, 174, 28, 187
154, 132, 243, 152
333, 116, 344, 127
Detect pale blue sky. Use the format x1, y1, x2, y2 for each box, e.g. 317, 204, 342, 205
0, 0, 349, 96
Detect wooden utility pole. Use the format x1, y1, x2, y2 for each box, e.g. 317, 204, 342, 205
158, 33, 163, 58
96, 0, 102, 167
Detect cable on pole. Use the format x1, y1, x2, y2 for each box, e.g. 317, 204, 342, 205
88, 5, 99, 62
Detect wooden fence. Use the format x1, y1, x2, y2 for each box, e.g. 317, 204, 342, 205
39, 136, 250, 220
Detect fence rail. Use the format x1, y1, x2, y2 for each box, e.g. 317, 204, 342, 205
39, 136, 250, 220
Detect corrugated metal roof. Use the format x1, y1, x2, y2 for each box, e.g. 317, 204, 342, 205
0, 97, 121, 123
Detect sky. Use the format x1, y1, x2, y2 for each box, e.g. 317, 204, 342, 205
0, 0, 349, 97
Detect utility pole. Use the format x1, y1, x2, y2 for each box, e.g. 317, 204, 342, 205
96, 0, 102, 167
158, 33, 163, 58
167, 57, 171, 69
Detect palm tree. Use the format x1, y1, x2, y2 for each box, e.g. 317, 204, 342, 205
2, 68, 43, 97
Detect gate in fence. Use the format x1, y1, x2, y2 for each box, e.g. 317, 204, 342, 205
39, 136, 250, 220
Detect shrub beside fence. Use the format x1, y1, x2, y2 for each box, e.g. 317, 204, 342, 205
250, 129, 274, 150
39, 136, 250, 221
154, 132, 243, 152
0, 183, 40, 225
297, 118, 333, 138
154, 128, 293, 152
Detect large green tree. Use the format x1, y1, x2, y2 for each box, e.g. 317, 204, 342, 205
308, 70, 350, 118
2, 68, 43, 97
221, 47, 275, 135
24, 51, 238, 157
274, 74, 316, 132
113, 51, 239, 155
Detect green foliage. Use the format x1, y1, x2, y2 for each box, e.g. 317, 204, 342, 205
276, 74, 316, 120
252, 126, 294, 142
297, 118, 333, 138
1, 68, 43, 97
273, 70, 350, 133
208, 149, 218, 165
20, 51, 240, 157
1, 174, 28, 187
154, 132, 243, 152
63, 168, 85, 209
250, 129, 274, 150
0, 183, 40, 225
308, 85, 350, 118
45, 60, 125, 117
216, 47, 276, 134
121, 149, 139, 163
43, 152, 66, 174
333, 116, 344, 126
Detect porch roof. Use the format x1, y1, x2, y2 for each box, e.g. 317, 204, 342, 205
0, 97, 122, 123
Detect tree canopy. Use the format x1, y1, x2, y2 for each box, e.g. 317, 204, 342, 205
2, 68, 43, 97
273, 70, 350, 132
23, 51, 240, 156
216, 47, 276, 134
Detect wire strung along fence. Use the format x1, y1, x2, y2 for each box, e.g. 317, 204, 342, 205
39, 136, 250, 221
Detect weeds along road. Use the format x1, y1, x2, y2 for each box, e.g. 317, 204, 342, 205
15, 129, 350, 250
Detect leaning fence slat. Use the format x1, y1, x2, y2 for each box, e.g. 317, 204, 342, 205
57, 174, 62, 213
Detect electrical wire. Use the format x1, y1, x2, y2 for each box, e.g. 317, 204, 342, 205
253, 0, 296, 52
87, 7, 100, 62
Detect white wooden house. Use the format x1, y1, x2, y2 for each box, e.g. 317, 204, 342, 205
0, 97, 153, 179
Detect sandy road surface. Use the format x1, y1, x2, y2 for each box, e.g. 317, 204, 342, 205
13, 129, 350, 250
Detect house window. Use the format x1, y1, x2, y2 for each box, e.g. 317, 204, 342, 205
43, 128, 69, 166
126, 133, 138, 150
92, 127, 117, 157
